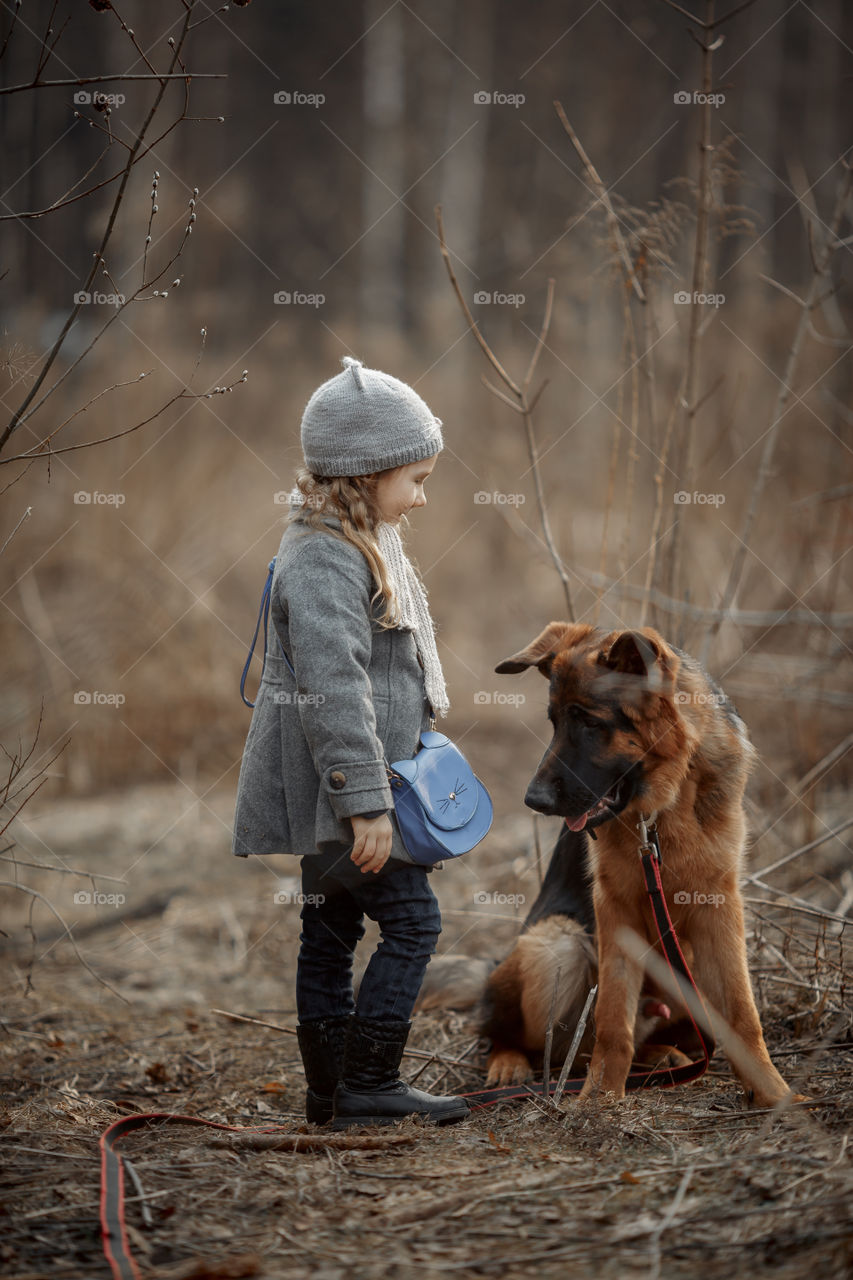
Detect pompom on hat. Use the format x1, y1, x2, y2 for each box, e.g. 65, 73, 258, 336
300, 356, 444, 477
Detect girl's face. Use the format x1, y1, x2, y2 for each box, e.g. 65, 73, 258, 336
374, 455, 438, 524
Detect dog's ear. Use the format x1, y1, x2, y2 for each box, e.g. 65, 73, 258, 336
496, 622, 592, 677
600, 630, 669, 684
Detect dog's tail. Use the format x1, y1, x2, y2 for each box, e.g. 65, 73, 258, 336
482, 915, 597, 1052
414, 955, 498, 1014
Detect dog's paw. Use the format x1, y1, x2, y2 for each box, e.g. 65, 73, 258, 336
578, 1073, 626, 1105
632, 1043, 692, 1071
485, 1049, 532, 1087
773, 1091, 813, 1108
578, 1078, 594, 1104
747, 1089, 813, 1111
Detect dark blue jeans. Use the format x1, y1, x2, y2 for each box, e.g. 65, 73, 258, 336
295, 843, 442, 1024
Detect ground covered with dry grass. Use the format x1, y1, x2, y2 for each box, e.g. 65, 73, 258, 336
2, 774, 851, 1279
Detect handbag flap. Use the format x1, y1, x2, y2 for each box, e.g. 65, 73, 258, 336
390, 732, 481, 830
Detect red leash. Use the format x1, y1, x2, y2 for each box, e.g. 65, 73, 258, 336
99, 822, 711, 1278
100, 1113, 299, 1280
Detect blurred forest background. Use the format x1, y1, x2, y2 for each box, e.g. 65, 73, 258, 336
1, 0, 851, 855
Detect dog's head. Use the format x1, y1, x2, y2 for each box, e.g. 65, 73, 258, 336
496, 622, 694, 830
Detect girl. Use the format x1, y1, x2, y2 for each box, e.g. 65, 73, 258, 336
232, 356, 469, 1129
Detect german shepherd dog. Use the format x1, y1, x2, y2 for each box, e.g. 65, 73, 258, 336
477, 622, 800, 1108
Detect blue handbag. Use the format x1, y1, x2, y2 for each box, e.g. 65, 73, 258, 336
386, 730, 493, 866
240, 559, 493, 866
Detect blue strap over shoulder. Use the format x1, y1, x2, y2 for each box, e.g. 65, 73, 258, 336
240, 558, 296, 708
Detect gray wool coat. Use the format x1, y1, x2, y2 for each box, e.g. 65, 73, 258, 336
231, 513, 432, 862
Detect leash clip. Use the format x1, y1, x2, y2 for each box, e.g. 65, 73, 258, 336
637, 813, 660, 863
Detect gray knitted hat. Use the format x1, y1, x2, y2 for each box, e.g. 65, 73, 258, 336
300, 356, 444, 476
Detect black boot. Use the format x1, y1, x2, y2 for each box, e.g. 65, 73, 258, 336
332, 1016, 470, 1129
296, 1015, 351, 1125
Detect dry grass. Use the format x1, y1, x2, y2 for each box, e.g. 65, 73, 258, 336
1, 773, 851, 1280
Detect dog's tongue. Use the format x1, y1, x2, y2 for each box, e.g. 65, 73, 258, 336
565, 812, 590, 832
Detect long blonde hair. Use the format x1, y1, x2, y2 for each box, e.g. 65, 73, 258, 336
291, 467, 402, 629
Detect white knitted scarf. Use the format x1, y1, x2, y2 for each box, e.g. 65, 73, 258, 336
376, 521, 449, 718
288, 489, 450, 717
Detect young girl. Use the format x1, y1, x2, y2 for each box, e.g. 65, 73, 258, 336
232, 356, 469, 1129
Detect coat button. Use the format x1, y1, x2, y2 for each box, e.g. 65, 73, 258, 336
417, 652, 424, 669
330, 770, 347, 790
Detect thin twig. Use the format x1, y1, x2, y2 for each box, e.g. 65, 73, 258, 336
553, 102, 645, 303
668, 0, 717, 609
435, 206, 574, 618
0, 73, 223, 95
553, 983, 597, 1106
1, 5, 197, 453
121, 1157, 153, 1228
0, 506, 32, 557
0, 883, 128, 1003
434, 206, 520, 395
542, 967, 562, 1096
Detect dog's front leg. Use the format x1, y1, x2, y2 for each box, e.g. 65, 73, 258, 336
580, 917, 644, 1101
690, 889, 802, 1108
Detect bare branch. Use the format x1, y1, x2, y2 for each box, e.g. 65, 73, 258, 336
434, 205, 521, 396
553, 102, 646, 303
0, 370, 248, 465
0, 506, 32, 558
481, 376, 525, 415
0, 882, 129, 1002
1, 5, 197, 454
0, 72, 223, 95
436, 206, 574, 619
667, 0, 717, 604
523, 277, 555, 394
749, 818, 853, 883
758, 274, 808, 308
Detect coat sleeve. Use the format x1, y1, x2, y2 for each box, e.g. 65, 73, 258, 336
277, 531, 394, 821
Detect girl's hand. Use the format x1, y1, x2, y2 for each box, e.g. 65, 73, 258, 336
350, 813, 393, 873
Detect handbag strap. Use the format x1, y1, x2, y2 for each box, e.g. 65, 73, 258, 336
240, 558, 296, 708
241, 558, 437, 722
